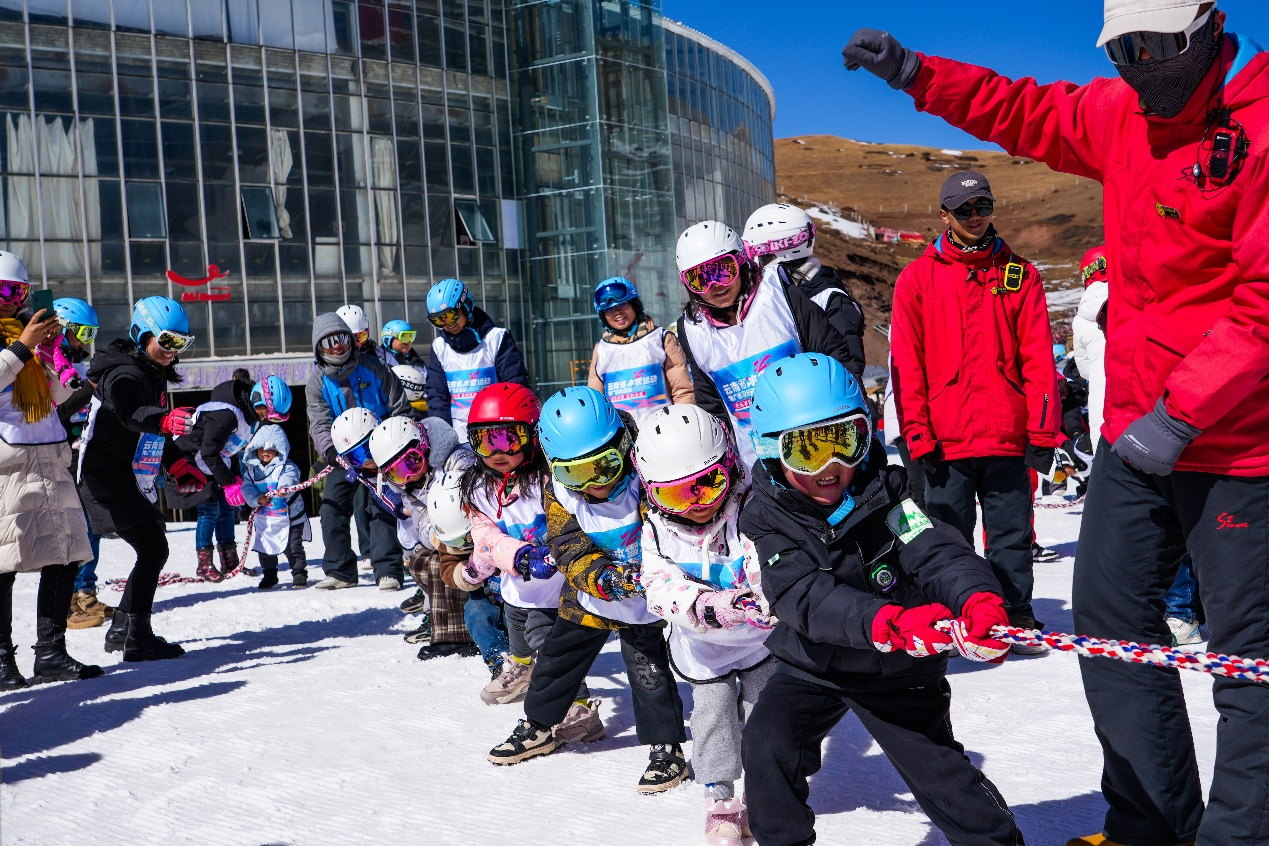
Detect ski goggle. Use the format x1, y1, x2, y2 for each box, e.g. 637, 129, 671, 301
383, 445, 428, 486
776, 412, 871, 477
468, 424, 532, 458
947, 199, 994, 220
340, 438, 374, 468
646, 463, 731, 515
0, 280, 29, 306
318, 331, 353, 351
551, 447, 626, 491
428, 307, 463, 328
154, 329, 195, 353
61, 321, 98, 344
1081, 255, 1107, 282
353, 329, 369, 345
390, 330, 417, 344
1104, 7, 1213, 67
680, 253, 742, 295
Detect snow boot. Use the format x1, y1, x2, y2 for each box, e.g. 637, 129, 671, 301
66, 592, 105, 629
554, 698, 605, 744
31, 633, 102, 684
0, 643, 27, 690
103, 611, 129, 653
196, 546, 223, 583
487, 719, 558, 765
400, 587, 428, 614
638, 744, 688, 794
416, 642, 480, 661
122, 614, 185, 662
77, 588, 114, 619
705, 797, 745, 846
480, 655, 533, 705
258, 567, 279, 590
292, 569, 308, 588
217, 542, 240, 577
403, 612, 432, 644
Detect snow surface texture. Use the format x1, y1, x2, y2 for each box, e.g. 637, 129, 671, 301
806, 206, 873, 240
0, 505, 1219, 845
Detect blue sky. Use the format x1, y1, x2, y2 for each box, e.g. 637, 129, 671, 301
664, 0, 1269, 150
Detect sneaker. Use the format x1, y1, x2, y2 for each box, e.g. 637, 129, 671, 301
1167, 617, 1203, 646
480, 657, 533, 705
1032, 542, 1060, 563
378, 576, 403, 591
357, 556, 373, 572
313, 576, 356, 590
1008, 611, 1048, 655
638, 743, 688, 794
554, 698, 605, 744
706, 797, 745, 846
416, 642, 480, 661
400, 588, 428, 614
488, 719, 558, 765
403, 613, 432, 644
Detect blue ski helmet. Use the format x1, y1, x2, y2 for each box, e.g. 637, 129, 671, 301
1052, 342, 1067, 363
593, 277, 640, 315
382, 319, 414, 346
538, 386, 623, 462
426, 278, 474, 319
130, 296, 189, 344
251, 375, 293, 421
749, 353, 867, 438
53, 297, 99, 329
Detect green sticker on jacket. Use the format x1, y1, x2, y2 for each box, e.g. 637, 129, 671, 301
887, 499, 932, 543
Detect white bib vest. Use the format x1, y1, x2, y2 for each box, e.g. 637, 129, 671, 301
646, 508, 770, 682
470, 477, 562, 609
592, 328, 669, 422
252, 484, 312, 556
191, 401, 255, 477
0, 385, 67, 446
551, 475, 658, 626
680, 271, 801, 467
431, 326, 505, 440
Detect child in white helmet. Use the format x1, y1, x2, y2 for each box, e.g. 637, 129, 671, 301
636, 404, 774, 846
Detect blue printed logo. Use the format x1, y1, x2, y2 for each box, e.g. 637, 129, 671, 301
587, 523, 643, 567
709, 340, 799, 426
131, 433, 165, 478
680, 555, 746, 591
499, 514, 547, 544
446, 366, 497, 411
603, 365, 668, 412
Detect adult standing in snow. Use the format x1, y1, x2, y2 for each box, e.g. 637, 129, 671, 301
0, 253, 101, 688
1073, 246, 1110, 449
888, 171, 1062, 643
846, 3, 1269, 843
82, 296, 205, 661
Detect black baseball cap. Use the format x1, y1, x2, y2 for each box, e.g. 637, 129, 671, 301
940, 171, 995, 210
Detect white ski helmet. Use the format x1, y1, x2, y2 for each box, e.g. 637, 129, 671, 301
331, 407, 380, 456
634, 404, 734, 485
427, 469, 471, 548
0, 250, 29, 284
742, 203, 816, 263
369, 415, 428, 470
336, 304, 370, 340
675, 220, 744, 275
392, 364, 427, 402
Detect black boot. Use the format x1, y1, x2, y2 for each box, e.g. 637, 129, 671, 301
104, 611, 129, 653
31, 634, 103, 684
123, 614, 185, 662
292, 569, 308, 588
0, 643, 27, 690
258, 567, 279, 590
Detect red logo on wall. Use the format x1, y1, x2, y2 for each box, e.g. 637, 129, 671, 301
168, 264, 233, 303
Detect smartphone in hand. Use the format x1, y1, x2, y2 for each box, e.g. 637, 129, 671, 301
29, 288, 54, 322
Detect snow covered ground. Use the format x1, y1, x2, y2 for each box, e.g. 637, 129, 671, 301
0, 502, 1219, 845
806, 206, 873, 240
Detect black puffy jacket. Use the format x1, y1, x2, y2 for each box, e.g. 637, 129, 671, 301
739, 441, 1002, 691
176, 379, 257, 488
793, 264, 867, 382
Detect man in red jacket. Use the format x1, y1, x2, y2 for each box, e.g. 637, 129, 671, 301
847, 3, 1269, 845
891, 171, 1061, 643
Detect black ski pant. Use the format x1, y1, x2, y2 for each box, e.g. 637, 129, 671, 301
742, 668, 1022, 846
0, 563, 77, 645
524, 616, 686, 746
895, 437, 926, 510
923, 454, 1034, 620
1072, 441, 1269, 846
116, 519, 169, 617
353, 484, 372, 559
258, 523, 309, 575
319, 470, 402, 585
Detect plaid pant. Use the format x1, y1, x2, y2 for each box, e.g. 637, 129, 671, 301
407, 548, 472, 645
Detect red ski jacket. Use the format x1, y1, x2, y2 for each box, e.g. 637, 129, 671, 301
891, 234, 1062, 461
907, 34, 1269, 476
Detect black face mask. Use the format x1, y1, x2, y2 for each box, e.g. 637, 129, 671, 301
1117, 15, 1221, 119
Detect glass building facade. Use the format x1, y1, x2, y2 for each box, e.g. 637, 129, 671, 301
0, 0, 773, 391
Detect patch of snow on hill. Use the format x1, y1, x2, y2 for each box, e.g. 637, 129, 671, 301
807, 206, 873, 240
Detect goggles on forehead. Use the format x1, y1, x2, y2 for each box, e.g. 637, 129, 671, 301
428, 307, 463, 328
383, 445, 428, 487
154, 329, 194, 354
775, 412, 871, 477
0, 280, 29, 306
319, 331, 353, 351
61, 321, 98, 344
468, 424, 532, 459
1104, 7, 1213, 67
551, 447, 626, 491
646, 462, 732, 515
1081, 256, 1107, 282
340, 438, 375, 469
680, 253, 743, 295
253, 391, 290, 423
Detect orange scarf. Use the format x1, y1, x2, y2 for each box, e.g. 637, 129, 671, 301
0, 318, 52, 423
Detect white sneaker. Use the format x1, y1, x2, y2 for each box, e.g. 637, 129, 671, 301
378, 576, 403, 591
357, 557, 373, 572
1167, 617, 1203, 646
313, 576, 356, 590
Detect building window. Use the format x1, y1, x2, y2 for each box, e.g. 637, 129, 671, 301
126, 182, 167, 239
241, 186, 281, 240
455, 199, 494, 246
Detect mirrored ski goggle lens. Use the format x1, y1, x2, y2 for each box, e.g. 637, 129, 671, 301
429, 307, 462, 328
680, 254, 741, 294
551, 448, 625, 490
0, 281, 29, 304
354, 330, 369, 345
394, 330, 417, 344
155, 329, 194, 353
1081, 256, 1107, 281
779, 414, 871, 476
648, 465, 730, 514
384, 446, 428, 485
64, 322, 98, 343
319, 332, 353, 351
468, 424, 530, 458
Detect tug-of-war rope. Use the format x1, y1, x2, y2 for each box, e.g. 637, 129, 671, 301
105, 466, 334, 591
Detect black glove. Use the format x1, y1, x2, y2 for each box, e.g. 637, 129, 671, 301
324, 446, 340, 467
1111, 398, 1201, 476
843, 28, 921, 90
1024, 444, 1056, 475
915, 450, 949, 487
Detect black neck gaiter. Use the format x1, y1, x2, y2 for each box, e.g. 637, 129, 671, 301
1117, 17, 1221, 119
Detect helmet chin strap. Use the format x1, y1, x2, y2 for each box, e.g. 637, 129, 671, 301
826, 492, 856, 526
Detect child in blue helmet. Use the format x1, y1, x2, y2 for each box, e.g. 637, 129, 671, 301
737, 352, 1021, 846
424, 278, 528, 440
487, 386, 688, 795
379, 319, 424, 367
586, 276, 694, 423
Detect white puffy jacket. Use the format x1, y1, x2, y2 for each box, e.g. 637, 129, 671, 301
1072, 281, 1109, 446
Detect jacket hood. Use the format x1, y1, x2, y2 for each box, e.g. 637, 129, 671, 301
312, 312, 355, 370
439, 307, 497, 354
419, 416, 460, 469
211, 378, 258, 418
1076, 280, 1109, 322
246, 424, 290, 462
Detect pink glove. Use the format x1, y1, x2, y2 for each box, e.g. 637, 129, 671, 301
461, 557, 498, 586
871, 603, 955, 658
737, 594, 774, 630
223, 477, 246, 507
949, 592, 1011, 664
160, 407, 196, 436
691, 588, 751, 630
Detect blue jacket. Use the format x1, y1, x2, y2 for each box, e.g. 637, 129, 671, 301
424, 308, 529, 426
240, 424, 307, 524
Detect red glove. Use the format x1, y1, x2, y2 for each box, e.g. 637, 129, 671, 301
871, 603, 955, 658
949, 592, 1011, 664
160, 407, 196, 437
167, 458, 207, 494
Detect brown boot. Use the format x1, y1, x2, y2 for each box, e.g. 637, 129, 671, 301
217, 542, 241, 577
197, 547, 223, 582
77, 588, 114, 619
66, 592, 105, 630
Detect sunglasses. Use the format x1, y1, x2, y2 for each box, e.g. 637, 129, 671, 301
1105, 7, 1213, 67
680, 253, 742, 295
948, 199, 994, 220
0, 280, 29, 306
319, 332, 353, 351
468, 424, 531, 459
428, 307, 463, 328
1081, 256, 1107, 282
154, 329, 194, 354
392, 330, 417, 344
341, 438, 374, 469
61, 321, 98, 344
646, 463, 731, 515
383, 445, 428, 486
777, 412, 871, 477
551, 447, 626, 491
